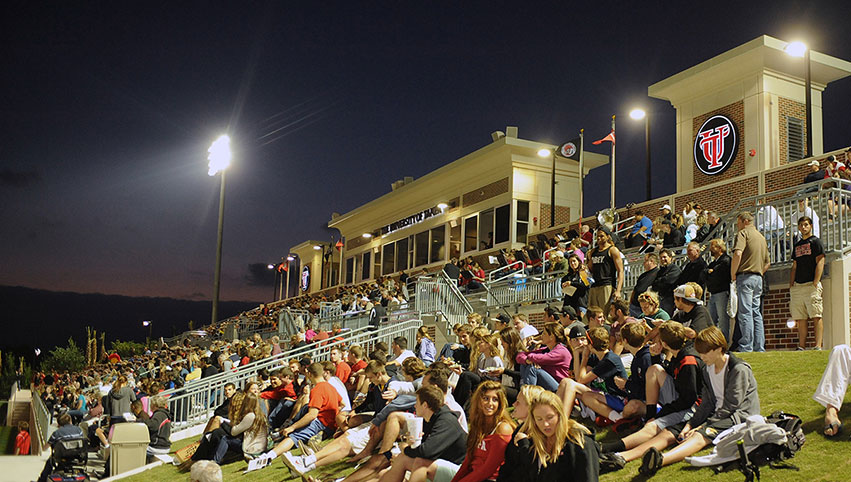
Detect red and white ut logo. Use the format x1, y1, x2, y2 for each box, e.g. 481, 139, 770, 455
693, 115, 738, 176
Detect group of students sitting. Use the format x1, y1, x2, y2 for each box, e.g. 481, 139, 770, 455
171, 282, 770, 481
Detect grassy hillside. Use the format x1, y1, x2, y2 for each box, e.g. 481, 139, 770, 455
124, 349, 851, 482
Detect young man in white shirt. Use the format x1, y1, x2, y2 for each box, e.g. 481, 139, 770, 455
512, 314, 538, 340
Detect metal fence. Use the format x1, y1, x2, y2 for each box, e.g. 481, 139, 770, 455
165, 319, 422, 429
30, 385, 51, 455
415, 272, 473, 326
485, 271, 563, 307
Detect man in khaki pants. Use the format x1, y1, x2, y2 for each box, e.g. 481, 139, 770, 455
790, 216, 825, 350
587, 229, 624, 314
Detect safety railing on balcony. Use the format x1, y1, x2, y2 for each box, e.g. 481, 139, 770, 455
165, 319, 422, 429
415, 271, 473, 326
487, 261, 526, 282
30, 384, 50, 455
484, 270, 564, 307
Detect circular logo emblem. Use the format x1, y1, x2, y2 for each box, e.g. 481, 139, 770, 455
301, 266, 310, 291
559, 142, 577, 158
693, 115, 738, 175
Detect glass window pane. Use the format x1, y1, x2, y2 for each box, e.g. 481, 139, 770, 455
382, 244, 395, 275
517, 200, 529, 221
516, 221, 528, 244
396, 238, 409, 272
464, 216, 478, 252
495, 204, 510, 244
430, 225, 445, 264
479, 209, 494, 250
449, 220, 461, 260
415, 231, 429, 266
361, 251, 371, 281
345, 257, 355, 284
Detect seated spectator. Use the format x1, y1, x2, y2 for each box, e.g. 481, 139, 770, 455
637, 291, 670, 323
496, 328, 525, 404
263, 369, 297, 430
143, 395, 173, 461
561, 254, 590, 316
36, 413, 85, 482
670, 284, 714, 337
813, 344, 851, 437
376, 385, 467, 482
504, 390, 599, 482
598, 321, 703, 472
496, 384, 544, 481
627, 210, 653, 248
425, 381, 514, 482
635, 326, 759, 476
629, 253, 660, 318
516, 323, 572, 392
556, 327, 626, 415
438, 325, 472, 366
651, 249, 682, 316
320, 361, 353, 432
387, 336, 417, 375
416, 326, 437, 366
512, 314, 538, 341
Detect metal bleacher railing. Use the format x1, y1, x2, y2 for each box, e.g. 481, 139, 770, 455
484, 269, 564, 308
30, 384, 50, 455
415, 271, 474, 326
163, 318, 422, 429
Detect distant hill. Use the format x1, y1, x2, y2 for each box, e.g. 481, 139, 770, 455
0, 285, 259, 355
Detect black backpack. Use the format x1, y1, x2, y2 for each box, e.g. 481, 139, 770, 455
714, 411, 805, 479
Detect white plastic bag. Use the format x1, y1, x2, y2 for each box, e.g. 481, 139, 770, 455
727, 281, 738, 318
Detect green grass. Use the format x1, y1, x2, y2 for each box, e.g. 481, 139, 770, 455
0, 425, 14, 455
124, 350, 851, 482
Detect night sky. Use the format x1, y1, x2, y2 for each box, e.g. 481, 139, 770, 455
3, 1, 851, 303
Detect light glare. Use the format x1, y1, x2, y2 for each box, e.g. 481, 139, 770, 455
207, 134, 232, 176
784, 41, 807, 58
267, 264, 275, 269
313, 245, 322, 250
286, 256, 295, 261
437, 203, 448, 210
786, 319, 797, 329
362, 233, 373, 238
537, 148, 551, 158
630, 108, 646, 120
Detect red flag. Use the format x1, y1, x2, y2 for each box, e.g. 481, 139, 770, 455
335, 239, 344, 251
278, 263, 287, 272
592, 130, 615, 145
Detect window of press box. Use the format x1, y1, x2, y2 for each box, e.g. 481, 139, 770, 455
430, 225, 445, 264
516, 200, 529, 244
345, 256, 355, 285
495, 204, 510, 244
464, 215, 478, 252
449, 221, 461, 260
396, 237, 409, 273
361, 251, 371, 281
382, 243, 395, 275
373, 249, 381, 280
414, 230, 429, 266
479, 208, 494, 250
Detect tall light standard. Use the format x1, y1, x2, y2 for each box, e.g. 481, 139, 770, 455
142, 320, 153, 343
284, 255, 295, 299
630, 108, 652, 200
784, 40, 812, 158
267, 264, 278, 301
537, 147, 557, 227
208, 134, 232, 324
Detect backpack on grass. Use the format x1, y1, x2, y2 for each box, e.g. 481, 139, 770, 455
712, 411, 805, 477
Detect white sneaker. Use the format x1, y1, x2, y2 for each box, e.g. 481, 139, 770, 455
283, 451, 307, 475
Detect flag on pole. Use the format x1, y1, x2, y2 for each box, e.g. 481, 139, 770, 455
335, 239, 344, 251
278, 263, 287, 272
557, 137, 582, 161
592, 130, 616, 145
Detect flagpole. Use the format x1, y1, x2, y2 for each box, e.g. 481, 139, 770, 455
610, 115, 616, 211
578, 129, 585, 224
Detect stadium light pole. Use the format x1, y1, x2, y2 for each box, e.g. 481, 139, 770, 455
630, 108, 652, 200
267, 264, 277, 302
208, 134, 232, 325
538, 147, 557, 227
284, 255, 295, 299
784, 40, 812, 158
142, 320, 152, 342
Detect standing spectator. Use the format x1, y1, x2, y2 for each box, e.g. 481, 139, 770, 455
790, 216, 825, 350
14, 421, 30, 455
586, 229, 624, 312
651, 249, 682, 317
629, 253, 660, 318
705, 239, 733, 340
756, 205, 785, 261
730, 211, 770, 352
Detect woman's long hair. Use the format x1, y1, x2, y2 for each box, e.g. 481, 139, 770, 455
468, 326, 491, 371
465, 381, 514, 455
542, 322, 568, 346
239, 392, 267, 435
521, 390, 590, 467
498, 328, 525, 370
228, 390, 246, 422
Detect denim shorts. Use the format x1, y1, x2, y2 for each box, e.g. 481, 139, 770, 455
289, 418, 326, 444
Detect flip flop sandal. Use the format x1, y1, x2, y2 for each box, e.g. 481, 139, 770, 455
824, 421, 843, 438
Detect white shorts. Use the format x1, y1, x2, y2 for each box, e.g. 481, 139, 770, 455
345, 423, 373, 454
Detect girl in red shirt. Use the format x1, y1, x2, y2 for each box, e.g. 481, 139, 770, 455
426, 380, 515, 482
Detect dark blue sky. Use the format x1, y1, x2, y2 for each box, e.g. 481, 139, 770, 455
2, 1, 850, 302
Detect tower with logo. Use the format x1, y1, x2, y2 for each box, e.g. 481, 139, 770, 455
649, 35, 851, 192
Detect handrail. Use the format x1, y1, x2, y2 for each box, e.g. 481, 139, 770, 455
438, 270, 474, 314
541, 247, 558, 272
166, 319, 422, 429
487, 261, 526, 282
30, 385, 50, 455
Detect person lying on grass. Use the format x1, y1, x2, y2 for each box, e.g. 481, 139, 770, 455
633, 326, 759, 476
598, 321, 703, 472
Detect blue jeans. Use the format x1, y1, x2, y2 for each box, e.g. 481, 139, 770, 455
268, 399, 295, 430
214, 434, 243, 463
520, 365, 560, 392
707, 291, 730, 340
736, 274, 765, 352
